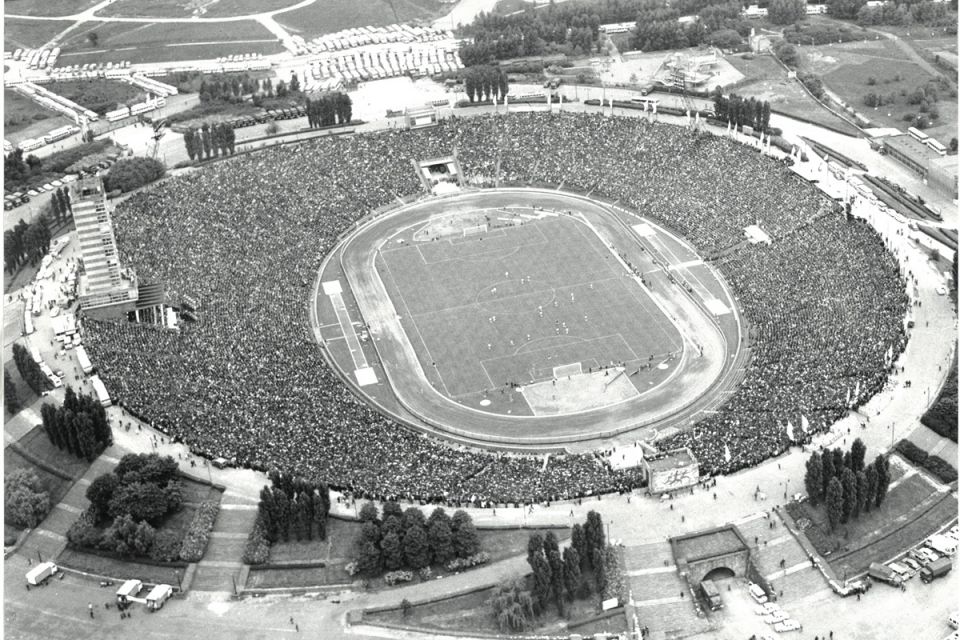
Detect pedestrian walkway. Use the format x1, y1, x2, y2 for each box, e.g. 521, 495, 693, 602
189, 492, 260, 593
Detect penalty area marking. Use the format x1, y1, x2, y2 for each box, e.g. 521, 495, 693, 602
704, 298, 731, 316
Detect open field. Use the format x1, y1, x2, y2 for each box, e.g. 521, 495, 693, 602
4, 0, 103, 17
276, 0, 448, 38
57, 549, 187, 583
57, 20, 284, 65
803, 39, 958, 141
377, 215, 682, 413
723, 53, 861, 136
98, 0, 303, 18
3, 88, 65, 136
4, 19, 76, 50
46, 80, 145, 115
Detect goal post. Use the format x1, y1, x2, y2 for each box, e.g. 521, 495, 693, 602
462, 224, 488, 237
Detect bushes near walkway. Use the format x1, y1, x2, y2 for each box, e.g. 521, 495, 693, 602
11, 342, 52, 396
921, 360, 958, 443
179, 500, 220, 562
895, 439, 958, 484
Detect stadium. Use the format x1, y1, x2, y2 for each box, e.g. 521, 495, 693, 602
84, 110, 909, 505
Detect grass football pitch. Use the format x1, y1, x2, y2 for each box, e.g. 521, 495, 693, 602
376, 214, 683, 408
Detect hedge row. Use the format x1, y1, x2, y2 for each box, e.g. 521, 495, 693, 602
178, 500, 220, 562
895, 439, 958, 484
920, 362, 958, 443
242, 513, 270, 565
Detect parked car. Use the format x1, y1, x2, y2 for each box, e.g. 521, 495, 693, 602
902, 557, 921, 571
773, 619, 802, 633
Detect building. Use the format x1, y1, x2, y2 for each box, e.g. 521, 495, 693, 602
73, 177, 139, 319
642, 446, 700, 494
882, 134, 959, 199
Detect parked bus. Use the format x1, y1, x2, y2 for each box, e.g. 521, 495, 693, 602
908, 127, 929, 143
75, 345, 94, 375
926, 139, 947, 156
90, 375, 112, 407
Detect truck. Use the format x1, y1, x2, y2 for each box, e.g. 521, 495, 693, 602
116, 579, 143, 603
868, 562, 902, 586
920, 557, 952, 583
75, 345, 94, 375
700, 580, 723, 610
26, 562, 58, 585
146, 584, 173, 610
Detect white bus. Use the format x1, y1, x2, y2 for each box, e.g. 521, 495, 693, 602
926, 139, 947, 156
75, 345, 94, 375
908, 126, 929, 142
90, 375, 112, 407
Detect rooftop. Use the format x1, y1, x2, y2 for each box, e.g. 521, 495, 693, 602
672, 526, 748, 562
644, 447, 697, 473
883, 134, 939, 162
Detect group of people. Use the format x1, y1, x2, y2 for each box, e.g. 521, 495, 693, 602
82, 111, 907, 504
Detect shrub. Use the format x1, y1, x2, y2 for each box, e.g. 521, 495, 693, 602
345, 561, 360, 576
149, 529, 183, 562
5, 469, 51, 529
925, 456, 958, 484
383, 570, 414, 586
921, 363, 957, 442
66, 510, 102, 548
242, 514, 270, 565
418, 566, 433, 581
895, 439, 928, 465
600, 545, 625, 604
179, 500, 220, 562
444, 551, 491, 571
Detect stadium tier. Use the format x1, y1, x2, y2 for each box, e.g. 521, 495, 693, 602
83, 112, 908, 504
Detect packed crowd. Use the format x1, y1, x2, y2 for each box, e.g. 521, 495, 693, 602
83, 112, 907, 503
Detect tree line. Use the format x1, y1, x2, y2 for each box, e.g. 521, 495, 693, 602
494, 511, 609, 632
183, 123, 237, 162
257, 471, 331, 543
4, 215, 51, 275
11, 343, 53, 396
40, 386, 113, 462
5, 369, 20, 415
349, 502, 481, 578
463, 65, 510, 103
803, 438, 891, 530
305, 92, 353, 128
711, 88, 772, 132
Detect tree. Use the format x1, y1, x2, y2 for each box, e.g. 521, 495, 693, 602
821, 446, 835, 497
451, 509, 480, 558
402, 524, 431, 570
356, 539, 382, 577
108, 482, 170, 523
4, 369, 20, 415
530, 551, 552, 612
854, 470, 869, 519
804, 451, 824, 505
768, 0, 807, 24
832, 448, 844, 478
184, 128, 197, 161
950, 137, 958, 152
104, 157, 166, 193
547, 548, 565, 615
826, 476, 843, 531
402, 506, 426, 532
427, 516, 455, 565
863, 464, 878, 513
562, 547, 581, 601
850, 438, 867, 473
381, 530, 404, 570
290, 71, 301, 93
571, 523, 588, 571
359, 501, 379, 524
5, 469, 50, 528
527, 532, 544, 568
840, 467, 857, 523
85, 473, 119, 521
87, 32, 99, 47
873, 455, 891, 507
585, 511, 605, 564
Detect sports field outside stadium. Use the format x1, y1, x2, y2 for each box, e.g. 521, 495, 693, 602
316, 188, 747, 448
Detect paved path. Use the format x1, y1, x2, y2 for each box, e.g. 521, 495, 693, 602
7, 0, 320, 23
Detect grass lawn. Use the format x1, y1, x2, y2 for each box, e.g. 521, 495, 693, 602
246, 564, 353, 589
275, 0, 448, 39
57, 20, 284, 66
366, 573, 614, 635
99, 0, 304, 18
5, 425, 93, 508
4, 0, 103, 17
45, 80, 145, 116
788, 472, 954, 576
802, 39, 958, 137
723, 53, 861, 136
4, 88, 58, 135
57, 548, 187, 584
477, 527, 570, 564
4, 18, 77, 49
